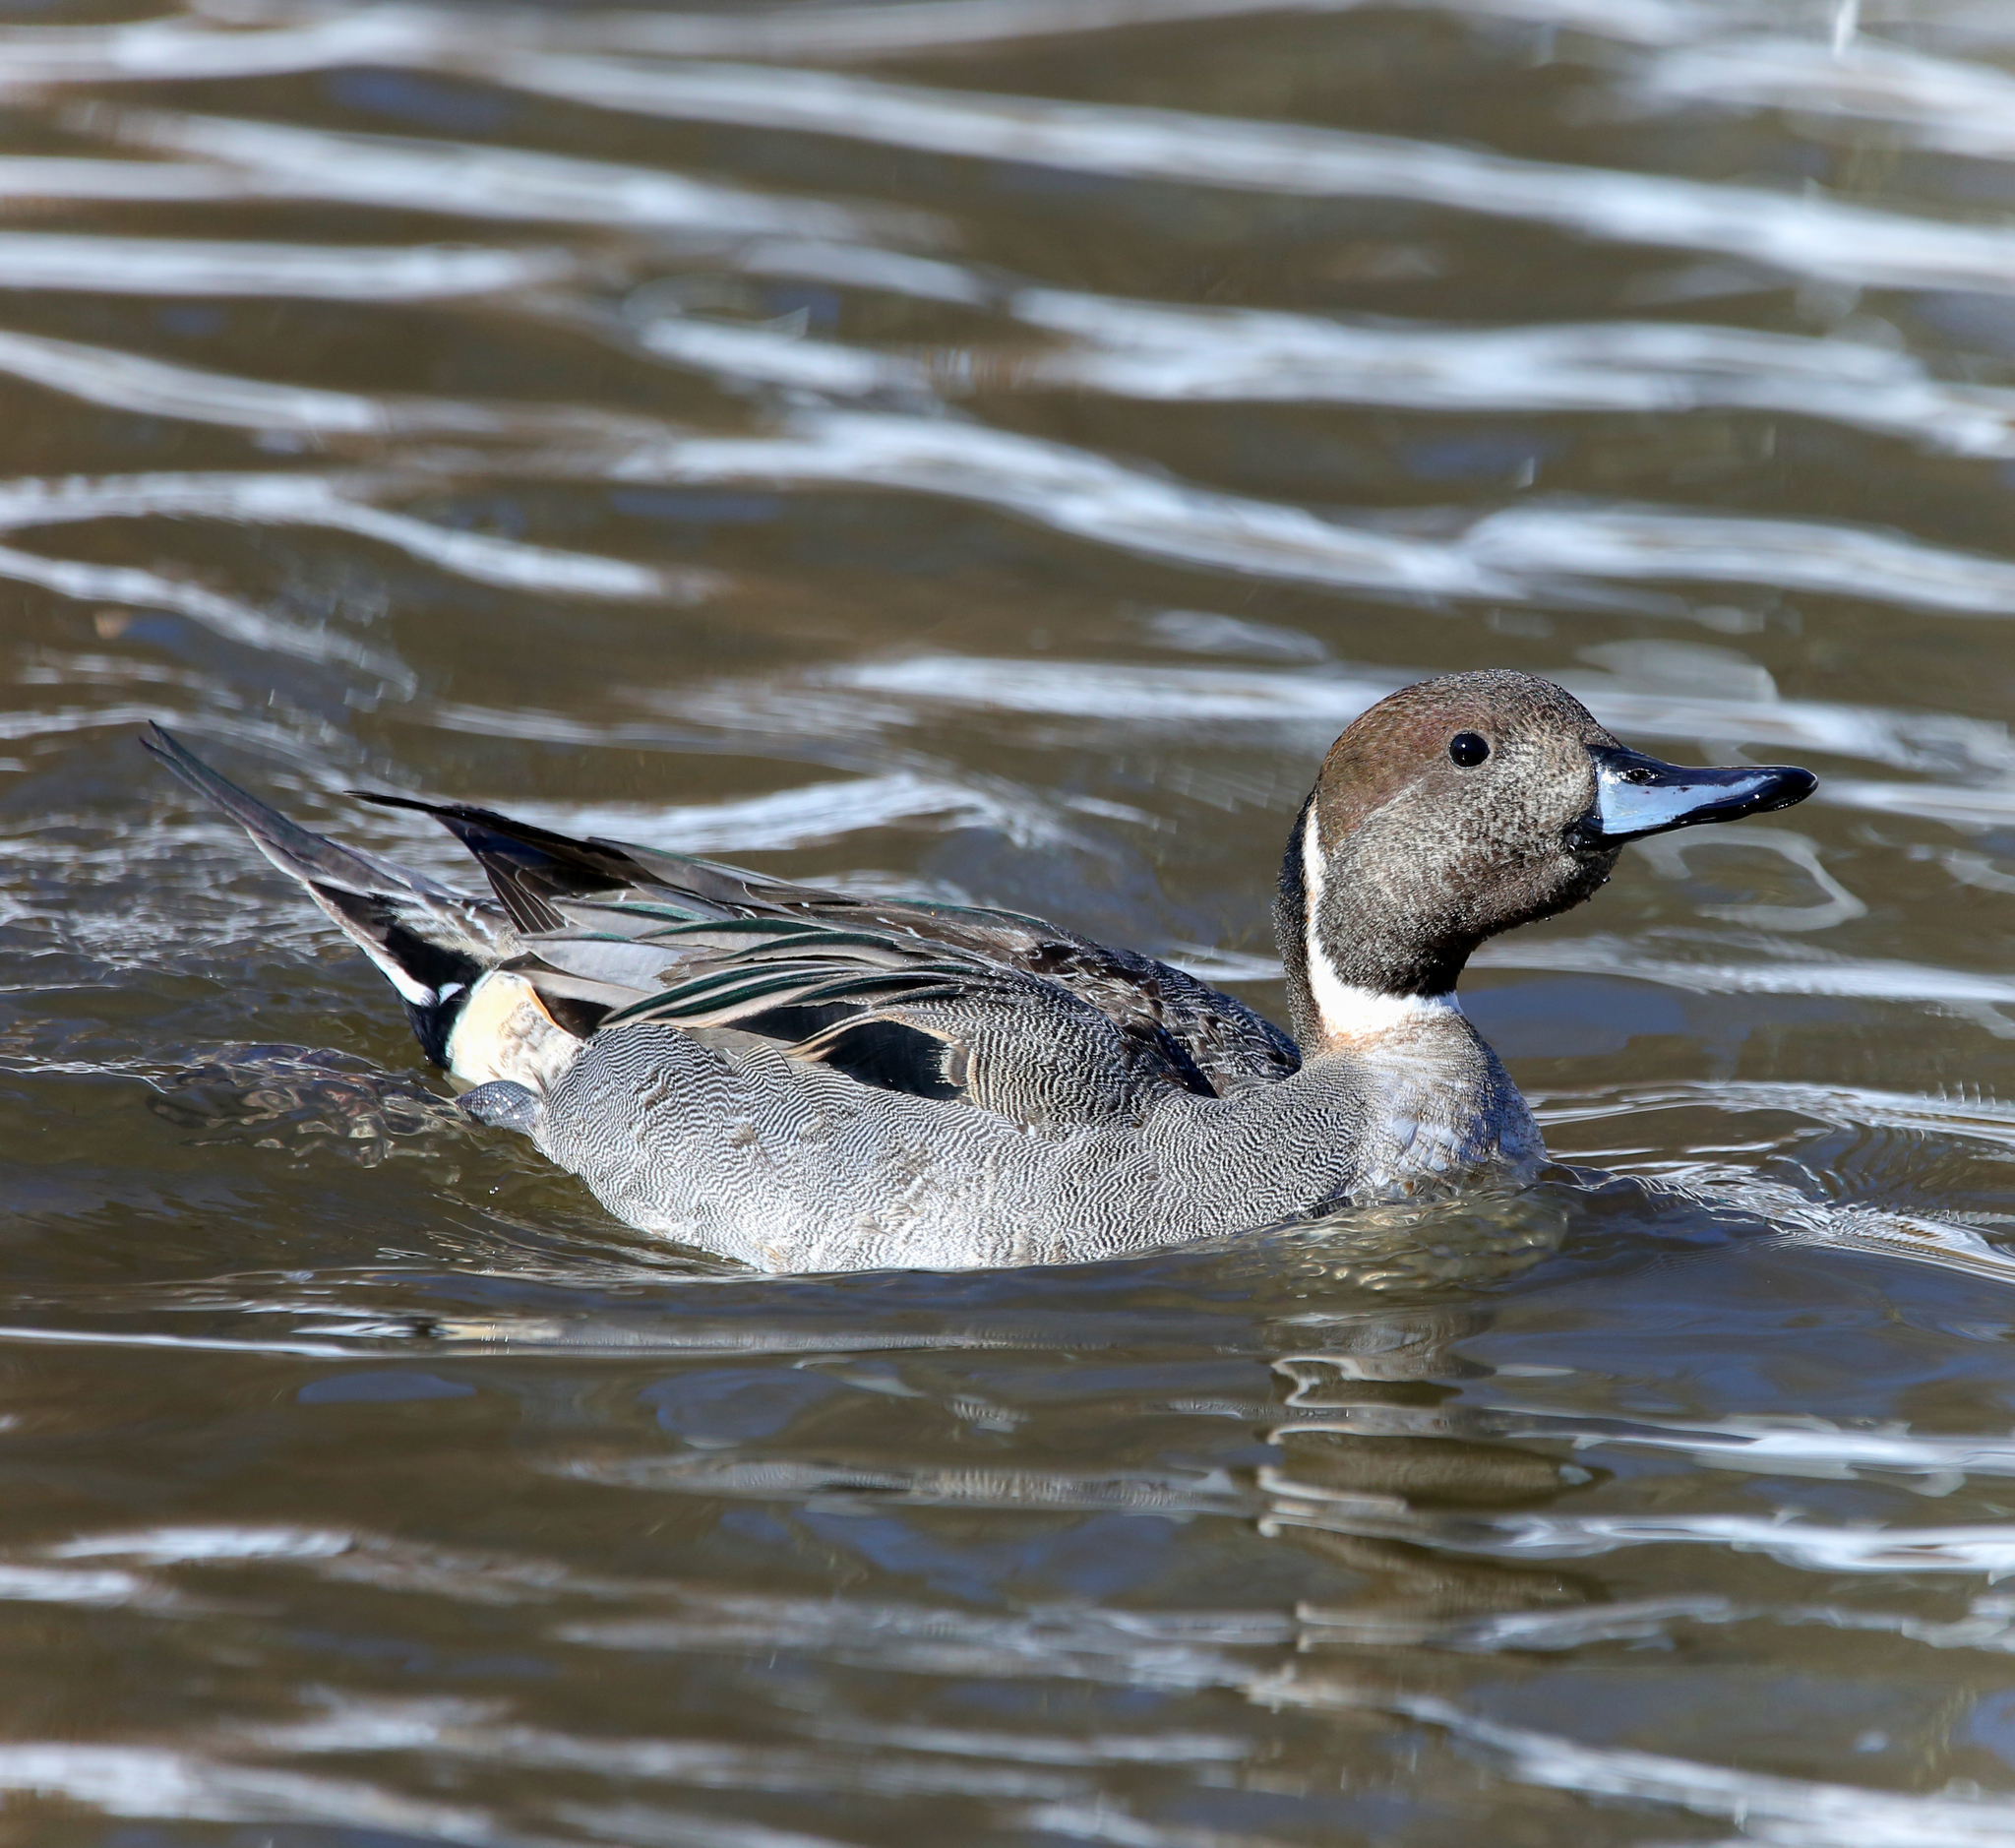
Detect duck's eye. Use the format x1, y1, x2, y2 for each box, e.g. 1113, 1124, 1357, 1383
1449, 731, 1491, 768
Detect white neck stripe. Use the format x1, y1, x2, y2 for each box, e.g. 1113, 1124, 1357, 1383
1300, 805, 1459, 1042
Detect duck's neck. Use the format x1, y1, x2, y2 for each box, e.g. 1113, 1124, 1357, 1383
1271, 796, 1469, 1052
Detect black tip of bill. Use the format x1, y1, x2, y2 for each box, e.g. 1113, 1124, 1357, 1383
1573, 745, 1817, 848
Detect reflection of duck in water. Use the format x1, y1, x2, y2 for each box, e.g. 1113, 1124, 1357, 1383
1259, 1330, 1599, 1627
143, 671, 1812, 1271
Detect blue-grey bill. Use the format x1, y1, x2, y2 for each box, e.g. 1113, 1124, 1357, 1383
1581, 746, 1817, 846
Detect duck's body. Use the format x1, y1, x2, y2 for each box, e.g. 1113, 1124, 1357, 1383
523, 1002, 1533, 1270
143, 671, 1812, 1272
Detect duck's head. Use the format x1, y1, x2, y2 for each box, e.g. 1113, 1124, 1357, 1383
1275, 669, 1815, 1049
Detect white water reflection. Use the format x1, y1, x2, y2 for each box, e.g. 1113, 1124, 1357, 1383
0, 156, 252, 202
1537, 1077, 2015, 1152
609, 414, 1517, 599
1471, 934, 2015, 1010
195, 0, 1719, 58
0, 329, 451, 437
9, 329, 2013, 627
606, 412, 2015, 614
558, 1602, 1284, 1689
1633, 31, 2015, 162
1469, 506, 2015, 615
0, 230, 569, 297
90, 105, 929, 241
0, 548, 387, 668
724, 238, 991, 306
623, 263, 2015, 461
0, 1566, 161, 1607
500, 771, 1059, 852
0, 470, 681, 600
1509, 1414, 2015, 1487
1264, 1487, 2015, 1573
1302, 1590, 2015, 1657
506, 59, 2015, 295
557, 1805, 859, 1848
1016, 1805, 1309, 1847
0, 9, 442, 83
1377, 1693, 2015, 1848
1015, 290, 2015, 458
0, 1744, 511, 1837
51, 1525, 353, 1564
1828, 780, 2015, 831
259, 1705, 1096, 1801
1282, 1379, 2015, 1493
0, 1481, 2007, 1842
804, 1720, 1248, 1768
552, 1452, 1253, 1516
635, 315, 933, 398
0, 327, 667, 445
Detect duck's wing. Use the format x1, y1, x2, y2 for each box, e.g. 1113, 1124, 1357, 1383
884, 908, 1300, 1092
362, 794, 1295, 1108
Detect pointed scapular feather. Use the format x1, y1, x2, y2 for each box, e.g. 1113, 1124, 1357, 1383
655, 958, 870, 1010
773, 969, 971, 1005
730, 980, 969, 1027
526, 938, 690, 989
600, 960, 974, 1029
634, 916, 844, 944
550, 897, 710, 933
601, 983, 790, 1028
710, 973, 976, 1025
620, 843, 844, 907
732, 932, 936, 967
519, 968, 641, 1011
618, 940, 982, 1017
599, 962, 857, 1026
677, 964, 959, 1020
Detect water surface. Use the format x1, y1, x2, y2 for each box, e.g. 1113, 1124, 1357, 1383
6, 0, 2015, 1840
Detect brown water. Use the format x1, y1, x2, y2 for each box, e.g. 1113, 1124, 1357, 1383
11, 0, 2015, 1840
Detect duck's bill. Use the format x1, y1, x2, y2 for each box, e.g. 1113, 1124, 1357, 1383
1574, 746, 1817, 847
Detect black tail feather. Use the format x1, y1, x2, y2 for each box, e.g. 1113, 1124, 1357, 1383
142, 723, 433, 899
351, 791, 646, 934
144, 726, 498, 1066
352, 789, 848, 933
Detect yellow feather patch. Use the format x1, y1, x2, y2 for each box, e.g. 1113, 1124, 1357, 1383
446, 971, 574, 1090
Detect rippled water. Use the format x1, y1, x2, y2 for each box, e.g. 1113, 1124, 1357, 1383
13, 0, 2015, 1839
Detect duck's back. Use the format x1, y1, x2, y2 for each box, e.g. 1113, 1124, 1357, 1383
373, 790, 1296, 1098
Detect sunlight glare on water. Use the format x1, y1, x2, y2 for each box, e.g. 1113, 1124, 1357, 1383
7, 0, 2015, 1839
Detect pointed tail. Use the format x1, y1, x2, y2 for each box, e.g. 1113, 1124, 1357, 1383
141, 725, 510, 1065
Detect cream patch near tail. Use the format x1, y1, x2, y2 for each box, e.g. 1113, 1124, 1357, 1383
446, 970, 580, 1092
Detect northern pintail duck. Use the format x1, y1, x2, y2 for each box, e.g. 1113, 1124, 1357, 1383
143, 671, 1814, 1272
